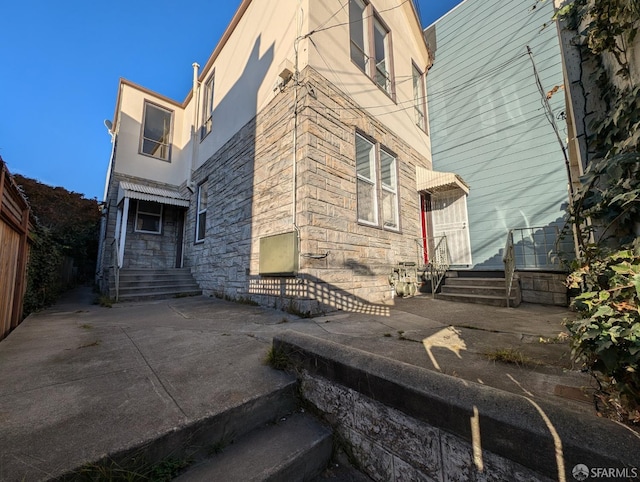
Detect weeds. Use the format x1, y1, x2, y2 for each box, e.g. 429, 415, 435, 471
94, 295, 114, 308
485, 348, 538, 367
264, 346, 290, 370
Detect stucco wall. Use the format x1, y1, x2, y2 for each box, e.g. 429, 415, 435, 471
113, 84, 187, 186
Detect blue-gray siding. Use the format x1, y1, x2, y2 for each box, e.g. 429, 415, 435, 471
427, 0, 571, 269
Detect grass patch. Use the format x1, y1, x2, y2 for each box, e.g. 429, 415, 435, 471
485, 348, 538, 367
94, 295, 114, 308
61, 455, 191, 481
264, 345, 290, 370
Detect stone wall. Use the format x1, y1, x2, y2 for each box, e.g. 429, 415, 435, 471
185, 66, 431, 312
517, 272, 568, 306
274, 331, 640, 482
99, 173, 186, 291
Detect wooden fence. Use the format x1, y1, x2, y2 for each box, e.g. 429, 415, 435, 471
0, 158, 31, 341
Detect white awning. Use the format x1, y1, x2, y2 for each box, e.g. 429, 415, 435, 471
117, 181, 190, 207
416, 167, 469, 195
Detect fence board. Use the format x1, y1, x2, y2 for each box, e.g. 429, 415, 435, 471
0, 159, 31, 340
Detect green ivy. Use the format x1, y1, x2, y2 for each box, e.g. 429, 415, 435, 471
23, 225, 64, 317
565, 240, 640, 411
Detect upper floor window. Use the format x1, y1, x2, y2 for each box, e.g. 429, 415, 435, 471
141, 102, 172, 161
135, 200, 163, 234
201, 74, 215, 139
412, 63, 427, 133
349, 0, 393, 96
195, 182, 207, 243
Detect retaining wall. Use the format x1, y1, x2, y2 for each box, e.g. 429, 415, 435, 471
273, 331, 640, 482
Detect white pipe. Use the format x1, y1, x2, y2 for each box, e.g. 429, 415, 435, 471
189, 62, 200, 189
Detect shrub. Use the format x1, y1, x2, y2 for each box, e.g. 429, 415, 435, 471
565, 239, 640, 420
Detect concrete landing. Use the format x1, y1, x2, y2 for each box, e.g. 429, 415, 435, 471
0, 287, 605, 480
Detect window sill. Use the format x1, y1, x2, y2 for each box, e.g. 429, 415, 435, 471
138, 150, 172, 163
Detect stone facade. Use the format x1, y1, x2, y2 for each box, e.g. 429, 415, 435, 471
301, 372, 552, 482
99, 172, 186, 290
517, 272, 568, 306
184, 67, 431, 313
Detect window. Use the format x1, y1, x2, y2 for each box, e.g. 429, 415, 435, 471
349, 0, 393, 95
195, 183, 207, 243
355, 133, 399, 230
135, 201, 162, 234
141, 102, 173, 161
412, 63, 427, 132
201, 74, 214, 139
380, 149, 398, 229
356, 134, 378, 225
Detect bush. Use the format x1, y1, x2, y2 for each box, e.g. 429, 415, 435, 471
565, 239, 640, 422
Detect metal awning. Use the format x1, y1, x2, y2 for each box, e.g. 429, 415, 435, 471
416, 167, 469, 195
117, 181, 190, 207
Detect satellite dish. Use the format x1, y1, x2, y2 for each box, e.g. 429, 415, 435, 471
104, 119, 113, 131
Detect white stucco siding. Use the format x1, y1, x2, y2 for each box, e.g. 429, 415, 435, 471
307, 0, 431, 159
190, 0, 309, 170
114, 83, 187, 186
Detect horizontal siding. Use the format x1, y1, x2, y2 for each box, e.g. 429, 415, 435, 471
427, 0, 570, 269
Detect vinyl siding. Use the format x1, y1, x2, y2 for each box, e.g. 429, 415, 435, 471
427, 0, 571, 269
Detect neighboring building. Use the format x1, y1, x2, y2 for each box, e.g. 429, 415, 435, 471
97, 0, 456, 312
425, 0, 575, 271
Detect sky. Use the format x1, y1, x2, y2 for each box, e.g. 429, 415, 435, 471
0, 0, 463, 201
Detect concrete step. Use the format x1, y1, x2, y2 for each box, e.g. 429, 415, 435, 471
109, 268, 202, 301
440, 285, 506, 297
444, 277, 507, 287
435, 292, 519, 307
175, 412, 332, 482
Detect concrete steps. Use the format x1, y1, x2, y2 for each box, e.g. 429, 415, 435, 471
436, 276, 521, 307
109, 268, 202, 301
175, 411, 333, 482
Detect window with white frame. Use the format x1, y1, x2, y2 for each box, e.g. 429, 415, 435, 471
412, 63, 427, 132
356, 134, 378, 225
355, 133, 400, 230
380, 149, 399, 229
349, 0, 393, 95
195, 182, 207, 243
201, 74, 214, 139
135, 201, 163, 234
141, 102, 173, 161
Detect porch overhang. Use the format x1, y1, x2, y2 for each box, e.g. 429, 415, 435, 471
117, 181, 190, 207
416, 167, 469, 195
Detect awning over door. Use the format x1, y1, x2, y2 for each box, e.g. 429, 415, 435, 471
117, 181, 190, 207
416, 167, 469, 195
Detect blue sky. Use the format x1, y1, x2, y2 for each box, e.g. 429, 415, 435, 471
0, 0, 463, 201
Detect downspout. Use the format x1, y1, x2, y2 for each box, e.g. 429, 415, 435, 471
189, 62, 201, 190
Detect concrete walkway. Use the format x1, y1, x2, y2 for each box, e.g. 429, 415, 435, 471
0, 287, 594, 480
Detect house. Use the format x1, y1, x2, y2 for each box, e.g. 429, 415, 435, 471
96, 0, 457, 313
423, 0, 577, 305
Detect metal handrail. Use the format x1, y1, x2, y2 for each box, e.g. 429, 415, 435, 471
429, 236, 449, 298
503, 230, 516, 308
111, 239, 120, 302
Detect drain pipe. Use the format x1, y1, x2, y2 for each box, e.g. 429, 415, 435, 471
189, 62, 200, 191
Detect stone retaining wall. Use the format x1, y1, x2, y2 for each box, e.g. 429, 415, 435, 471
273, 331, 640, 482
518, 272, 568, 306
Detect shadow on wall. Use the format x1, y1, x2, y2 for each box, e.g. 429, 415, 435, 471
474, 213, 574, 271
248, 274, 391, 316
189, 36, 274, 294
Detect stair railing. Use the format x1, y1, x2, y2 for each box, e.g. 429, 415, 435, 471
503, 230, 515, 308
430, 235, 449, 298
111, 239, 120, 302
